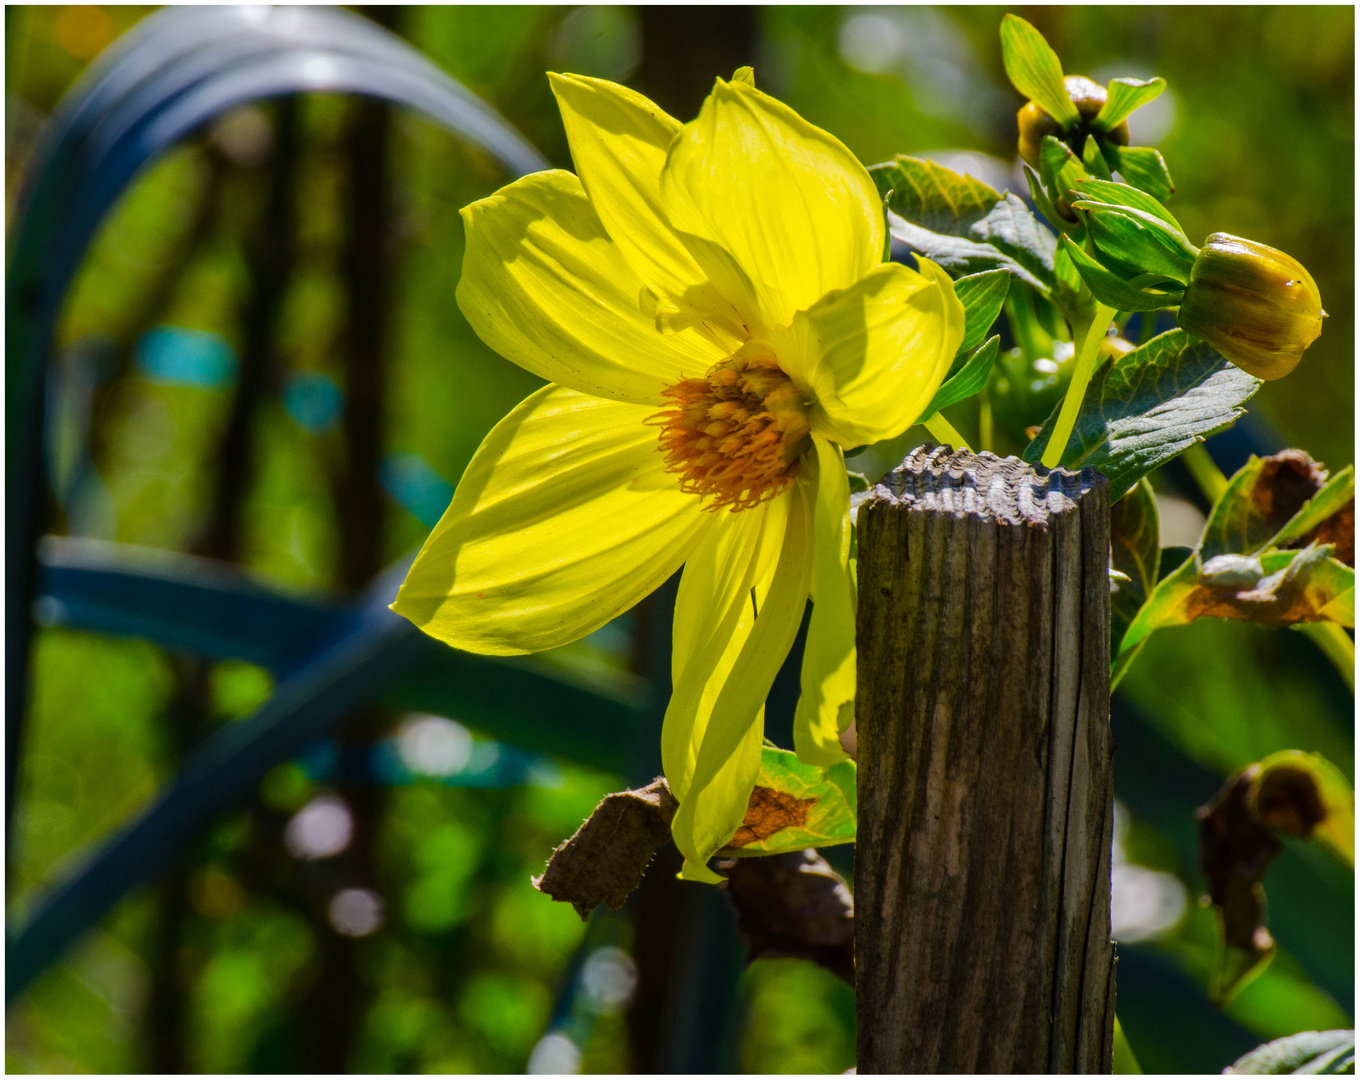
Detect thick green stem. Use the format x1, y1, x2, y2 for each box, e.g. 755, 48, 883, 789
978, 392, 994, 454
1182, 442, 1229, 504
1297, 622, 1355, 694
1041, 303, 1114, 469
924, 412, 972, 453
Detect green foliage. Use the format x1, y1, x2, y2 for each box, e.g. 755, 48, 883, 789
999, 14, 1079, 126
1103, 145, 1176, 202
1226, 1029, 1356, 1075
1024, 330, 1262, 501
1110, 480, 1161, 659
1095, 78, 1168, 133
925, 336, 1001, 421
950, 269, 1010, 357
870, 156, 1000, 236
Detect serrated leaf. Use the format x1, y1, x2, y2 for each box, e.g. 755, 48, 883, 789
952, 269, 1010, 356
1225, 1030, 1356, 1075
887, 212, 1051, 293
870, 156, 1001, 237
718, 746, 857, 857
1093, 77, 1167, 132
925, 336, 1000, 419
1072, 177, 1184, 232
999, 14, 1080, 127
1060, 235, 1184, 312
1110, 478, 1160, 657
970, 192, 1057, 289
1083, 206, 1198, 283
1023, 329, 1260, 501
1104, 143, 1175, 201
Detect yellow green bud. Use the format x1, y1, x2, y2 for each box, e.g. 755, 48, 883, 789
1017, 76, 1129, 169
1177, 234, 1325, 380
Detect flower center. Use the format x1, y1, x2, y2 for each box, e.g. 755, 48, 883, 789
652, 347, 810, 512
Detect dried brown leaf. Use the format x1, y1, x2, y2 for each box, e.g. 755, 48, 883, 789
716, 849, 856, 985
532, 778, 677, 920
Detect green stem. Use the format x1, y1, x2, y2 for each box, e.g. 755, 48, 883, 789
978, 392, 994, 454
1182, 442, 1229, 504
1040, 303, 1114, 469
1297, 622, 1355, 694
1137, 309, 1160, 346
924, 411, 972, 453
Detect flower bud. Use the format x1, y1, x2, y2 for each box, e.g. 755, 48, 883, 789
1177, 234, 1325, 380
1017, 75, 1130, 168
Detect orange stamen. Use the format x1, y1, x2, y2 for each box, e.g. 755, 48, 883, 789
649, 349, 811, 512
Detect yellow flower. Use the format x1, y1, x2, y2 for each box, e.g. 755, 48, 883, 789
392, 70, 964, 881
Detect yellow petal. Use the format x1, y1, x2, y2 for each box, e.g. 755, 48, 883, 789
660, 77, 884, 332
671, 484, 814, 879
793, 437, 855, 766
457, 170, 724, 405
392, 385, 710, 654
779, 258, 965, 447
664, 499, 779, 803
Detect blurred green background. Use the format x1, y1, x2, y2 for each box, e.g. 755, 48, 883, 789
6, 5, 1353, 1074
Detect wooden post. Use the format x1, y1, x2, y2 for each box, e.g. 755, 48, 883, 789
854, 446, 1115, 1074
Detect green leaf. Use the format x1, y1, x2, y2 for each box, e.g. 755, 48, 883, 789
1060, 235, 1185, 312
1082, 134, 1112, 180
999, 14, 1080, 127
951, 269, 1010, 356
870, 156, 1002, 237
1072, 177, 1185, 232
1113, 1016, 1144, 1075
846, 471, 870, 495
1023, 329, 1260, 501
1083, 206, 1198, 283
970, 192, 1057, 290
1023, 162, 1064, 229
887, 213, 1051, 293
925, 336, 1001, 419
1225, 1030, 1355, 1075
1093, 77, 1167, 132
1110, 478, 1160, 658
1040, 134, 1090, 209
718, 746, 857, 857
1104, 143, 1175, 201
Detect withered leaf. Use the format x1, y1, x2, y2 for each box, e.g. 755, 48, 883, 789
1198, 449, 1328, 563
533, 778, 677, 920
1197, 750, 1353, 1003
1301, 498, 1355, 568
726, 787, 817, 848
716, 848, 855, 986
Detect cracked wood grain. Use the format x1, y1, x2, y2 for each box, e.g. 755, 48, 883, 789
855, 446, 1115, 1074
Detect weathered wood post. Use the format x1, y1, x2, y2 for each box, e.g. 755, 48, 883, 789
855, 445, 1115, 1074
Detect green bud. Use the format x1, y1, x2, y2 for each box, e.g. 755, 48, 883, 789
1178, 234, 1325, 380
1018, 75, 1129, 169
